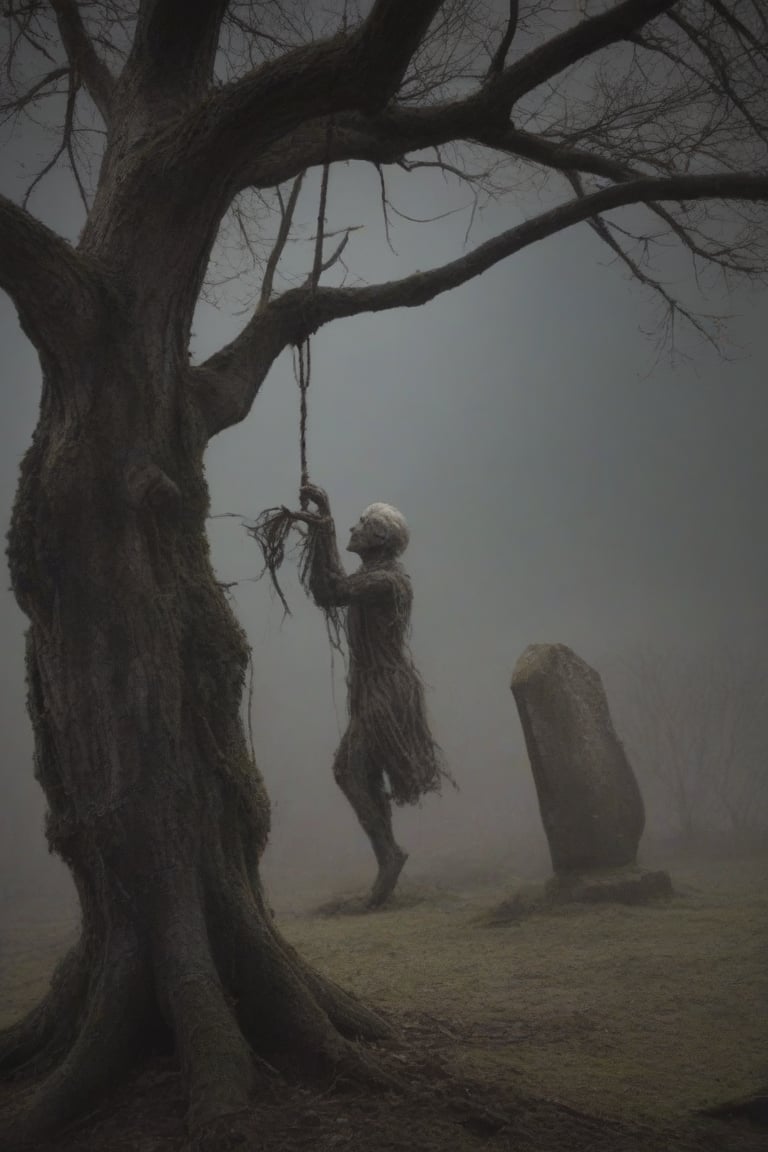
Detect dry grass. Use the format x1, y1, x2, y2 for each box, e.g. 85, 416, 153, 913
1, 850, 766, 1150
282, 851, 768, 1124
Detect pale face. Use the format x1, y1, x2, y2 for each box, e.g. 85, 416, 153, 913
346, 514, 387, 555
346, 520, 362, 554
346, 504, 409, 556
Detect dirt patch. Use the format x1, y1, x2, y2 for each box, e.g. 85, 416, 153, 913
485, 866, 673, 923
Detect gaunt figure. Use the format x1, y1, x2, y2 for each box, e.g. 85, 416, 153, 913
299, 483, 444, 907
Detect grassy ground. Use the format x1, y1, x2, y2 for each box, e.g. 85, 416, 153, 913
285, 852, 768, 1123
1, 850, 766, 1150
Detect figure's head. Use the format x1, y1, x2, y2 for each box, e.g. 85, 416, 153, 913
347, 502, 410, 557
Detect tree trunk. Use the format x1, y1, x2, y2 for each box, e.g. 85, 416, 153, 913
1, 328, 388, 1150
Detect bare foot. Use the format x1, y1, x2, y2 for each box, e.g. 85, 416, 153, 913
367, 847, 408, 909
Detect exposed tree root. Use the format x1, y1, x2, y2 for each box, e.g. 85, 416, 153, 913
231, 909, 351, 1067
273, 930, 393, 1044
221, 887, 399, 1093
153, 879, 256, 1140
0, 935, 149, 1151
0, 941, 89, 1079
2, 872, 400, 1149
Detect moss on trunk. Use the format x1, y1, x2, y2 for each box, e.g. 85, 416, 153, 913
1, 349, 389, 1150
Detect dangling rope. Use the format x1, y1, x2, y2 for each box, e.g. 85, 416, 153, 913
296, 339, 311, 508
297, 116, 332, 507
249, 119, 334, 610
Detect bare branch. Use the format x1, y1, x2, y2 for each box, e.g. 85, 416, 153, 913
487, 0, 519, 78
63, 83, 89, 213
238, 101, 662, 196
50, 0, 115, 123
259, 172, 305, 308
0, 65, 69, 120
20, 69, 88, 210
0, 193, 102, 358
181, 0, 444, 183
645, 199, 765, 278
494, 0, 678, 111
310, 124, 333, 289
707, 0, 766, 56
191, 309, 296, 439
375, 163, 397, 255
125, 0, 228, 105
316, 227, 356, 276
1, 0, 765, 424
274, 171, 768, 337
563, 171, 719, 353
194, 168, 768, 438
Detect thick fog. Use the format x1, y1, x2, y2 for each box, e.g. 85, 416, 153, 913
1, 109, 767, 912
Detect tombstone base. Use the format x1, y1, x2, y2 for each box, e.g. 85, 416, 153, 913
487, 867, 673, 924
546, 867, 673, 906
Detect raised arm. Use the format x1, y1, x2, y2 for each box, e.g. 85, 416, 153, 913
305, 517, 351, 609
301, 485, 396, 609
307, 523, 400, 609
296, 483, 348, 608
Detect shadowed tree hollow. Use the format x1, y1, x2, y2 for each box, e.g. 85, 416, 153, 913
0, 1, 767, 1148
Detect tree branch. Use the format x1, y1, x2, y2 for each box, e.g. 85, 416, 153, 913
20, 69, 89, 213
50, 0, 115, 124
222, 0, 748, 197
352, 0, 445, 111
272, 171, 768, 335
310, 129, 333, 289
563, 171, 718, 351
126, 0, 229, 105
259, 173, 305, 308
0, 193, 102, 358
243, 30, 713, 196
193, 170, 768, 438
487, 0, 519, 78
0, 65, 69, 121
190, 310, 296, 439
494, 0, 679, 110
239, 104, 638, 194
180, 0, 444, 183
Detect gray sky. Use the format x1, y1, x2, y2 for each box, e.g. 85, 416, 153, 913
1, 80, 767, 908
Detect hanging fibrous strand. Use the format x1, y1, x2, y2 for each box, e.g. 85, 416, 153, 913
247, 336, 344, 640
247, 354, 346, 654
246, 474, 345, 648
247, 340, 314, 610
248, 124, 342, 634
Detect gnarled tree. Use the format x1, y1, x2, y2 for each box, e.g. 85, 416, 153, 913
0, 1, 767, 1148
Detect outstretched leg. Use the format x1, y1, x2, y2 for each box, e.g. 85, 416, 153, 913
332, 733, 407, 908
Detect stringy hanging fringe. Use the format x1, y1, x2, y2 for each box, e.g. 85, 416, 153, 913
246, 505, 299, 616
246, 509, 345, 650
249, 132, 333, 612
295, 340, 310, 498
247, 335, 313, 613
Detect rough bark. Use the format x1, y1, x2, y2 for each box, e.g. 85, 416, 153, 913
1, 310, 389, 1148
50, 0, 115, 123
0, 56, 393, 1138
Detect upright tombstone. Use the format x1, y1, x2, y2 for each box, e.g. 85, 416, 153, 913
511, 643, 645, 874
